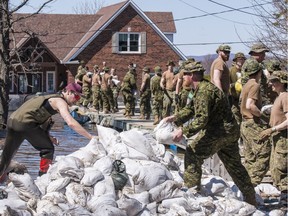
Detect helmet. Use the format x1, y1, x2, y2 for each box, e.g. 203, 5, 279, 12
242, 58, 262, 76
142, 67, 150, 72
216, 44, 231, 53
249, 43, 269, 55
154, 66, 162, 73
269, 71, 288, 84
264, 59, 281, 72
93, 65, 99, 70
185, 61, 205, 73
233, 52, 246, 61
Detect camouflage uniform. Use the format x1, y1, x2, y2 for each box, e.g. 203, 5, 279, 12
91, 65, 102, 111
151, 66, 164, 125
121, 69, 137, 117
82, 72, 92, 107
241, 43, 271, 105
101, 67, 115, 113
240, 58, 271, 186
229, 52, 246, 125
139, 67, 151, 119
265, 71, 288, 196
75, 62, 87, 105
173, 62, 256, 205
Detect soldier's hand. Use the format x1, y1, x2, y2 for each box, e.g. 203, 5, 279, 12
260, 128, 272, 141
50, 136, 59, 146
260, 111, 270, 123
162, 115, 175, 123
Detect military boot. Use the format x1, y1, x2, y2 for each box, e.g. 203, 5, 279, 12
153, 115, 159, 125
146, 113, 150, 120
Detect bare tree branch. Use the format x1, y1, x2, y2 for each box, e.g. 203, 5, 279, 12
72, 0, 105, 14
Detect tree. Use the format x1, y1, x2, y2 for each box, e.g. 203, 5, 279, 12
0, 0, 53, 130
72, 0, 105, 14
250, 0, 287, 62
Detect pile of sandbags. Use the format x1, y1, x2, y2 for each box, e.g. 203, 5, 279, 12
0, 125, 283, 215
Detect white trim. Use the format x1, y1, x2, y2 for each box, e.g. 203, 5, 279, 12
46, 71, 56, 93
118, 32, 141, 53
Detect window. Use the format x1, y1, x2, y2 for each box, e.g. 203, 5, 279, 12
112, 32, 146, 54
9, 71, 15, 93
46, 71, 55, 93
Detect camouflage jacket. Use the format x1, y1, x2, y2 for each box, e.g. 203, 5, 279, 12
121, 71, 137, 92
151, 75, 163, 99
174, 79, 235, 138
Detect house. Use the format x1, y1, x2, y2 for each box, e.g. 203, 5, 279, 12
11, 0, 187, 94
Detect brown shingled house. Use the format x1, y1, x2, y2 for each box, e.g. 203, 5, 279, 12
10, 0, 186, 94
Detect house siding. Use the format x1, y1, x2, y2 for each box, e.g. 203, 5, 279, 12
75, 5, 182, 88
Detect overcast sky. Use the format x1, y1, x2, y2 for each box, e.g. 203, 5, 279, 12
11, 0, 270, 56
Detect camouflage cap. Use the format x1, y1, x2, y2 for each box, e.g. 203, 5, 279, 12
93, 64, 99, 70
80, 60, 86, 64
269, 70, 288, 84
242, 58, 262, 75
233, 52, 246, 61
166, 60, 175, 66
264, 59, 281, 72
103, 66, 110, 72
154, 66, 162, 73
216, 44, 231, 53
142, 67, 150, 72
185, 61, 205, 73
249, 43, 269, 54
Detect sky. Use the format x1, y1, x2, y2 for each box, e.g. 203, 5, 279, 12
11, 0, 270, 57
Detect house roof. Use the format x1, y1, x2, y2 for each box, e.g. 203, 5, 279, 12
12, 0, 185, 63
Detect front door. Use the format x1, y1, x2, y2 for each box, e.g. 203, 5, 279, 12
18, 72, 43, 94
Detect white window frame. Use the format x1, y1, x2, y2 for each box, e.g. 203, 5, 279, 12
118, 32, 141, 53
46, 71, 56, 93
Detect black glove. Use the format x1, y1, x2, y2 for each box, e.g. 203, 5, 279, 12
175, 94, 179, 104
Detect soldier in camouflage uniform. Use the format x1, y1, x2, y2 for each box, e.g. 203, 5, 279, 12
101, 67, 115, 113
151, 66, 163, 125
263, 59, 282, 103
110, 68, 120, 111
139, 67, 151, 120
75, 60, 87, 105
91, 65, 102, 111
82, 69, 93, 108
240, 58, 271, 187
260, 71, 288, 207
241, 43, 271, 105
163, 61, 257, 206
229, 52, 246, 124
121, 64, 137, 118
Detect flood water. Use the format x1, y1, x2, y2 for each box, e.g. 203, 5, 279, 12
13, 123, 97, 180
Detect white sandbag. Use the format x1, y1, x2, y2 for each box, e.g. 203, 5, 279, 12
9, 173, 41, 201
87, 193, 117, 213
80, 167, 104, 187
41, 191, 67, 204
254, 183, 281, 197
148, 180, 184, 203
107, 142, 129, 159
201, 176, 230, 196
34, 172, 51, 195
154, 120, 187, 145
161, 197, 197, 213
0, 185, 27, 213
65, 182, 88, 207
46, 177, 70, 193
97, 125, 120, 152
162, 151, 182, 170
120, 129, 159, 162
92, 204, 127, 216
213, 197, 256, 215
93, 175, 116, 198
132, 162, 173, 193
61, 204, 92, 215
126, 145, 150, 160
56, 156, 84, 181
125, 191, 150, 205
69, 148, 98, 167
170, 170, 184, 183
36, 199, 63, 215
117, 194, 145, 216
93, 156, 113, 175
121, 158, 155, 176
